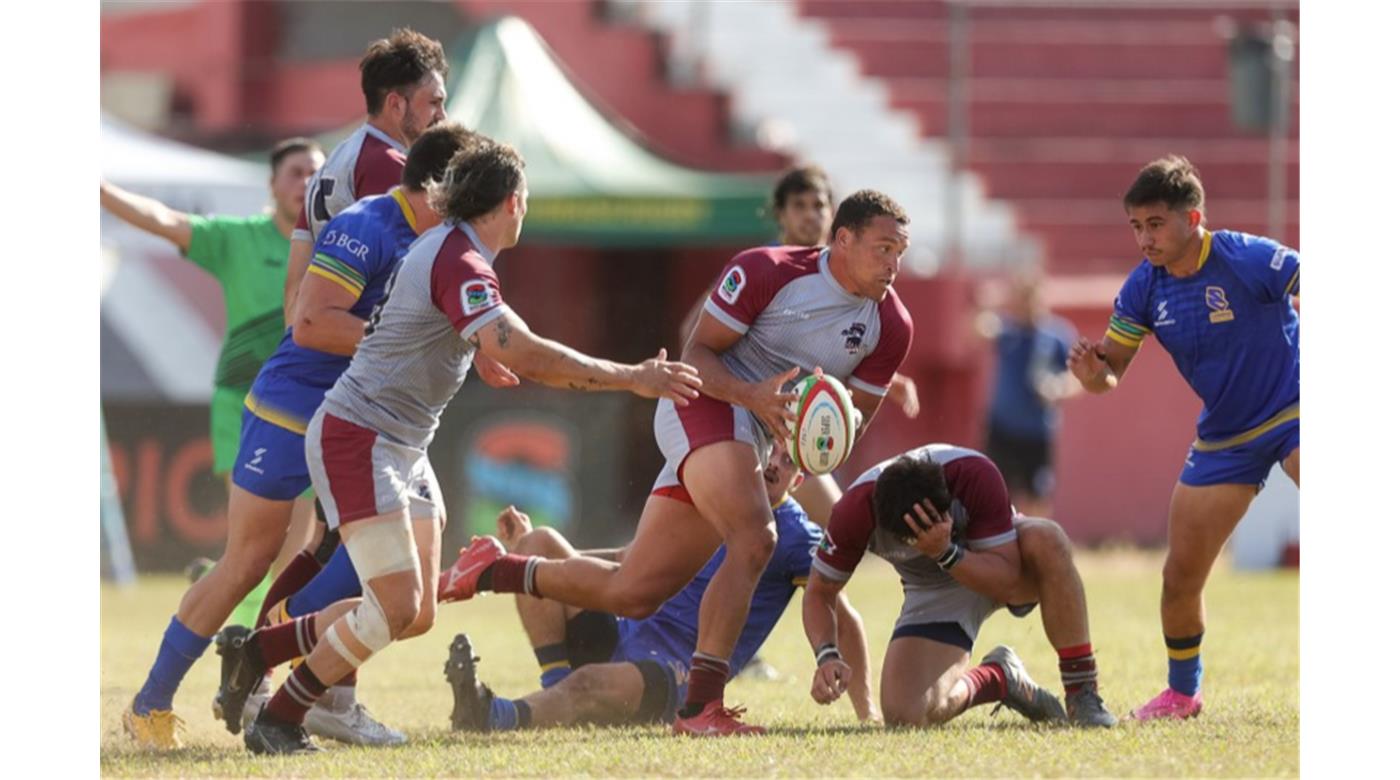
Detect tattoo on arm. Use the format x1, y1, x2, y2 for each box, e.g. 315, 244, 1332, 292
495, 319, 512, 349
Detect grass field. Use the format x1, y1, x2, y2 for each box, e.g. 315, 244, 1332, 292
100, 549, 1298, 777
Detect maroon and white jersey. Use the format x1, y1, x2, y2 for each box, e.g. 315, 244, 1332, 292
812, 444, 1019, 590
292, 123, 407, 244
703, 246, 912, 397
321, 223, 507, 449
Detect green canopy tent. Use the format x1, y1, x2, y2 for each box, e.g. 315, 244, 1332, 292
444, 16, 776, 246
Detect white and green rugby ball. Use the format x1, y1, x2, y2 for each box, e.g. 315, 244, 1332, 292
787, 374, 858, 475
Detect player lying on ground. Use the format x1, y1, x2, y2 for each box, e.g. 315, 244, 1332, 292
1066, 156, 1299, 721
216, 138, 703, 754
184, 123, 481, 749
440, 190, 914, 736
445, 447, 876, 731
804, 444, 1117, 728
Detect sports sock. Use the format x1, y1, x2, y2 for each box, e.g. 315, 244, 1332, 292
265, 663, 330, 725
133, 616, 212, 713
1056, 643, 1098, 695
257, 551, 323, 627
534, 643, 572, 688
678, 652, 729, 717
958, 662, 1008, 712
230, 575, 272, 628
487, 697, 533, 730
247, 615, 318, 668
286, 545, 361, 617
484, 555, 538, 595
1166, 632, 1204, 696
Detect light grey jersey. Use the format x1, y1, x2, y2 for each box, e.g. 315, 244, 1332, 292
322, 223, 508, 448
293, 123, 407, 244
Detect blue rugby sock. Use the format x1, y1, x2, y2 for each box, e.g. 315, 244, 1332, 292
133, 616, 211, 713
1166, 632, 1204, 696
286, 545, 361, 617
489, 696, 527, 731
534, 642, 571, 688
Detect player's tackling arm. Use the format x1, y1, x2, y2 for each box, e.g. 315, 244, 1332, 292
472, 308, 701, 402
290, 273, 367, 356
99, 181, 193, 253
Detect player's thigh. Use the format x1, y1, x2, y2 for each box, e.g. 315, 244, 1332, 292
562, 662, 646, 715
612, 494, 722, 605
1164, 481, 1256, 580
682, 440, 773, 540
880, 634, 970, 725
792, 472, 841, 528
225, 483, 298, 565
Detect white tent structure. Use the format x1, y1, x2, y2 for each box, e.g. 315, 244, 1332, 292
100, 114, 271, 402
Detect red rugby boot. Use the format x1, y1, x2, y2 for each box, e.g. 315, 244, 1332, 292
438, 537, 507, 603
672, 701, 766, 737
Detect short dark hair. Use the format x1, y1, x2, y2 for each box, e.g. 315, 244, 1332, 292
360, 28, 449, 116
873, 456, 953, 543
830, 189, 909, 241
269, 137, 321, 174
1123, 155, 1206, 213
402, 123, 481, 192
428, 140, 526, 223
771, 165, 833, 212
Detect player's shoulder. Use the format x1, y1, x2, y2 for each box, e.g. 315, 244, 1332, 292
733, 244, 824, 278
424, 224, 496, 275
775, 497, 822, 542
196, 213, 269, 232
1211, 229, 1291, 268
877, 286, 913, 327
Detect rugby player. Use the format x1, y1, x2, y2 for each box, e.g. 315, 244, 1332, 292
443, 190, 915, 735
1066, 156, 1299, 721
804, 444, 1117, 728
446, 447, 876, 731
120, 124, 474, 750
222, 139, 701, 754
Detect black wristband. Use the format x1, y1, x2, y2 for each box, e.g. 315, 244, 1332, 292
936, 543, 965, 571
815, 643, 842, 666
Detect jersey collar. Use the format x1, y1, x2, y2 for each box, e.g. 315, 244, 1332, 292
363, 122, 407, 152
457, 222, 498, 265
818, 249, 862, 303
390, 187, 419, 233
1195, 230, 1214, 271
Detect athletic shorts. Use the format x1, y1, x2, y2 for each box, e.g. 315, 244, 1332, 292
892, 580, 1040, 647
232, 410, 314, 501
563, 610, 688, 722
1180, 417, 1299, 489
210, 385, 247, 475
984, 424, 1053, 500
305, 408, 444, 529
651, 395, 769, 495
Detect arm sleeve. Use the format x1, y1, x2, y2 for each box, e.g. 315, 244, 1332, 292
183, 215, 231, 274
778, 506, 824, 586
849, 293, 914, 397
430, 252, 509, 342
1105, 266, 1153, 348
291, 204, 311, 244
701, 249, 784, 335
1229, 235, 1300, 302
812, 483, 876, 582
947, 457, 1018, 550
305, 214, 372, 298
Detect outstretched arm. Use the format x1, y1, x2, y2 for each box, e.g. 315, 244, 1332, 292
804, 570, 854, 708
99, 181, 193, 253
833, 591, 877, 722
1067, 336, 1137, 394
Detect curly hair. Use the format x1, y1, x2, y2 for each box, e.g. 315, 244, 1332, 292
360, 28, 449, 116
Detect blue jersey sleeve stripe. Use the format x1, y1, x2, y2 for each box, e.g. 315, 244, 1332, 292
1109, 314, 1149, 335
311, 253, 368, 286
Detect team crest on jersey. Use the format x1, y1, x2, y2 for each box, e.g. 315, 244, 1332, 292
818, 532, 837, 556
718, 267, 747, 304
1205, 286, 1234, 323
461, 280, 499, 315
841, 322, 866, 353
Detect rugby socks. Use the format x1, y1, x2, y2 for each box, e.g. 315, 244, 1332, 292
483, 555, 540, 596
488, 697, 533, 731
247, 615, 318, 668
265, 663, 330, 725
534, 643, 572, 688
1166, 632, 1204, 696
1056, 643, 1099, 695
133, 616, 211, 714
678, 653, 730, 717
256, 551, 322, 628
958, 662, 1008, 712
286, 545, 361, 618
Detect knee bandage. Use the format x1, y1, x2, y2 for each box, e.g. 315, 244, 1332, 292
326, 516, 417, 667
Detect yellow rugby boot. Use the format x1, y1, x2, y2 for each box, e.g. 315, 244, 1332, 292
122, 703, 185, 749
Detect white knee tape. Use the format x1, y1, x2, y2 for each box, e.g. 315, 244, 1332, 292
343, 514, 417, 580
343, 586, 393, 655
325, 622, 366, 669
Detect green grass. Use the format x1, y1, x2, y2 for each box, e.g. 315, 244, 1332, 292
101, 549, 1298, 777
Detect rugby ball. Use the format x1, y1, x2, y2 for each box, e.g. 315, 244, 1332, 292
788, 374, 858, 475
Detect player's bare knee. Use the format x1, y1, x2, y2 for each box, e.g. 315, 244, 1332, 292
377, 585, 423, 638
881, 701, 927, 728
516, 527, 570, 559
725, 522, 777, 573
400, 599, 437, 639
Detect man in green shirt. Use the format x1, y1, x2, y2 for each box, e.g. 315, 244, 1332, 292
101, 137, 326, 623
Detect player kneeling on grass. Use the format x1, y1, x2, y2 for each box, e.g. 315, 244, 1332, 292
218, 138, 702, 754
445, 446, 878, 731
804, 444, 1116, 728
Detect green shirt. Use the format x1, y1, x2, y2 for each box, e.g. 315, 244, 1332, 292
184, 214, 290, 391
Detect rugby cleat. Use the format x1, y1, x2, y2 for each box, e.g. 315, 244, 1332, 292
445, 633, 495, 731
244, 705, 321, 755
1129, 687, 1202, 721
214, 625, 266, 735
305, 685, 406, 746
122, 703, 185, 750
1065, 683, 1118, 728
672, 701, 767, 737
982, 645, 1067, 723
438, 537, 507, 603
212, 672, 271, 731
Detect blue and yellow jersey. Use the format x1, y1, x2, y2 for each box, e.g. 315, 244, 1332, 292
244, 189, 421, 434
622, 498, 822, 675
1107, 229, 1299, 444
